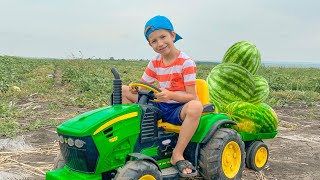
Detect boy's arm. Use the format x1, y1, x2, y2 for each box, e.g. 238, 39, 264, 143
157, 85, 197, 103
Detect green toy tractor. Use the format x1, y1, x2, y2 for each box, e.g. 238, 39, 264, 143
46, 68, 277, 180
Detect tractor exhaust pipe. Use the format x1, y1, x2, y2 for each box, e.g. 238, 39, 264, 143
111, 68, 122, 105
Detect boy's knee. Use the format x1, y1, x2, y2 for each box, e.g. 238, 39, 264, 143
186, 100, 203, 116
189, 100, 203, 109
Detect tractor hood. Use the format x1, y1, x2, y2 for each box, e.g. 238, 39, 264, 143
57, 104, 140, 136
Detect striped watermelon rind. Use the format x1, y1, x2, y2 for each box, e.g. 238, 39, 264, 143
232, 119, 261, 134
249, 75, 270, 104
226, 102, 263, 133
206, 63, 255, 112
222, 41, 261, 75
255, 103, 278, 132
226, 101, 278, 133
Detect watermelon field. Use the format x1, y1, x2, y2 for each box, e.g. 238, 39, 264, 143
0, 55, 320, 179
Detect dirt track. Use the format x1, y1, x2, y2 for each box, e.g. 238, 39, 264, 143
0, 102, 319, 180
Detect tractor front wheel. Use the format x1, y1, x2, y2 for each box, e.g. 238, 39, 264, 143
53, 152, 65, 169
199, 128, 245, 179
115, 160, 162, 180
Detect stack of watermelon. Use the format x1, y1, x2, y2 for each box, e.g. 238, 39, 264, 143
206, 41, 278, 133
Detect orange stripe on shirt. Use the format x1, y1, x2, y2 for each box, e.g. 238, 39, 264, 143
145, 67, 157, 78
157, 73, 183, 82
182, 66, 196, 75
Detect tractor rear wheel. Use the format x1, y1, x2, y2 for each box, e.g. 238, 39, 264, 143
245, 141, 269, 171
114, 160, 162, 180
199, 128, 245, 179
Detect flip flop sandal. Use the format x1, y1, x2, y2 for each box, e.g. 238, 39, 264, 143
174, 160, 198, 178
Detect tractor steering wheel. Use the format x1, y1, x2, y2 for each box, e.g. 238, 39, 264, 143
129, 81, 162, 102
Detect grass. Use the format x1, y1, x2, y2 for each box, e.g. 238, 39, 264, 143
0, 55, 319, 137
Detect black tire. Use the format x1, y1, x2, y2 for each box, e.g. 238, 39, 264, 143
245, 141, 269, 171
199, 128, 245, 180
53, 152, 66, 169
114, 160, 162, 180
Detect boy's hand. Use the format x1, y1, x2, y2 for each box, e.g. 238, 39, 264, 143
129, 86, 139, 94
155, 88, 172, 102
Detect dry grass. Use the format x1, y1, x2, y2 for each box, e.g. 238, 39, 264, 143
0, 142, 59, 178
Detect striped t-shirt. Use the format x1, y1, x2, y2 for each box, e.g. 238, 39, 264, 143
141, 51, 196, 93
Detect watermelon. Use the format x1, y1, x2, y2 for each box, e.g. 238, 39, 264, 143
256, 103, 278, 133
226, 102, 278, 133
226, 102, 263, 133
222, 41, 261, 74
206, 63, 255, 112
249, 75, 270, 104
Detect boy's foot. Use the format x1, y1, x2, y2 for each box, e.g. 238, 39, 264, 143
173, 160, 198, 177
170, 153, 197, 177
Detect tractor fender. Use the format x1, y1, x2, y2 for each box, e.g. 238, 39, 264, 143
127, 153, 161, 171
201, 119, 237, 144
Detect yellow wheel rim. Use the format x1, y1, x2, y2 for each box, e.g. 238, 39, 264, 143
222, 141, 241, 178
255, 146, 268, 168
139, 175, 156, 180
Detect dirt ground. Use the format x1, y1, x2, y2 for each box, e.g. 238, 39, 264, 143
0, 102, 319, 180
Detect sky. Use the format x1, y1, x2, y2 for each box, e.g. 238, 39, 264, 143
0, 0, 319, 63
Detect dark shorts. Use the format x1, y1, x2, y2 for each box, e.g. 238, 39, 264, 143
150, 102, 185, 125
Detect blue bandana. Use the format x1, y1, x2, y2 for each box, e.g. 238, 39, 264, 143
144, 15, 182, 43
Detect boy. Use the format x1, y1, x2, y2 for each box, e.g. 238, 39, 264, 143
122, 15, 202, 177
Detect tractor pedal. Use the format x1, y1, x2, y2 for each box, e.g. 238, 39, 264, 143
162, 167, 204, 180
162, 167, 179, 180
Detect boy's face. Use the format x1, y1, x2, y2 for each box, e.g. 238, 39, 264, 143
148, 29, 176, 56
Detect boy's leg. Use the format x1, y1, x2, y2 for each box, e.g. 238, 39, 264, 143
122, 85, 138, 104
170, 100, 202, 174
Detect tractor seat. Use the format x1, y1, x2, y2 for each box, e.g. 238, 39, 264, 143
196, 79, 215, 113
158, 79, 214, 133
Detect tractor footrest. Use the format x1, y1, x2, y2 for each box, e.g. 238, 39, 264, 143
162, 167, 179, 180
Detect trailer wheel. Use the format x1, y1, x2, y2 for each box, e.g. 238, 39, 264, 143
115, 160, 162, 180
245, 141, 269, 171
199, 128, 245, 179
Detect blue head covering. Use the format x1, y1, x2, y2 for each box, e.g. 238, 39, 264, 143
144, 15, 182, 43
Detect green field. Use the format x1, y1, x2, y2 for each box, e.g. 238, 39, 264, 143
1, 56, 319, 137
